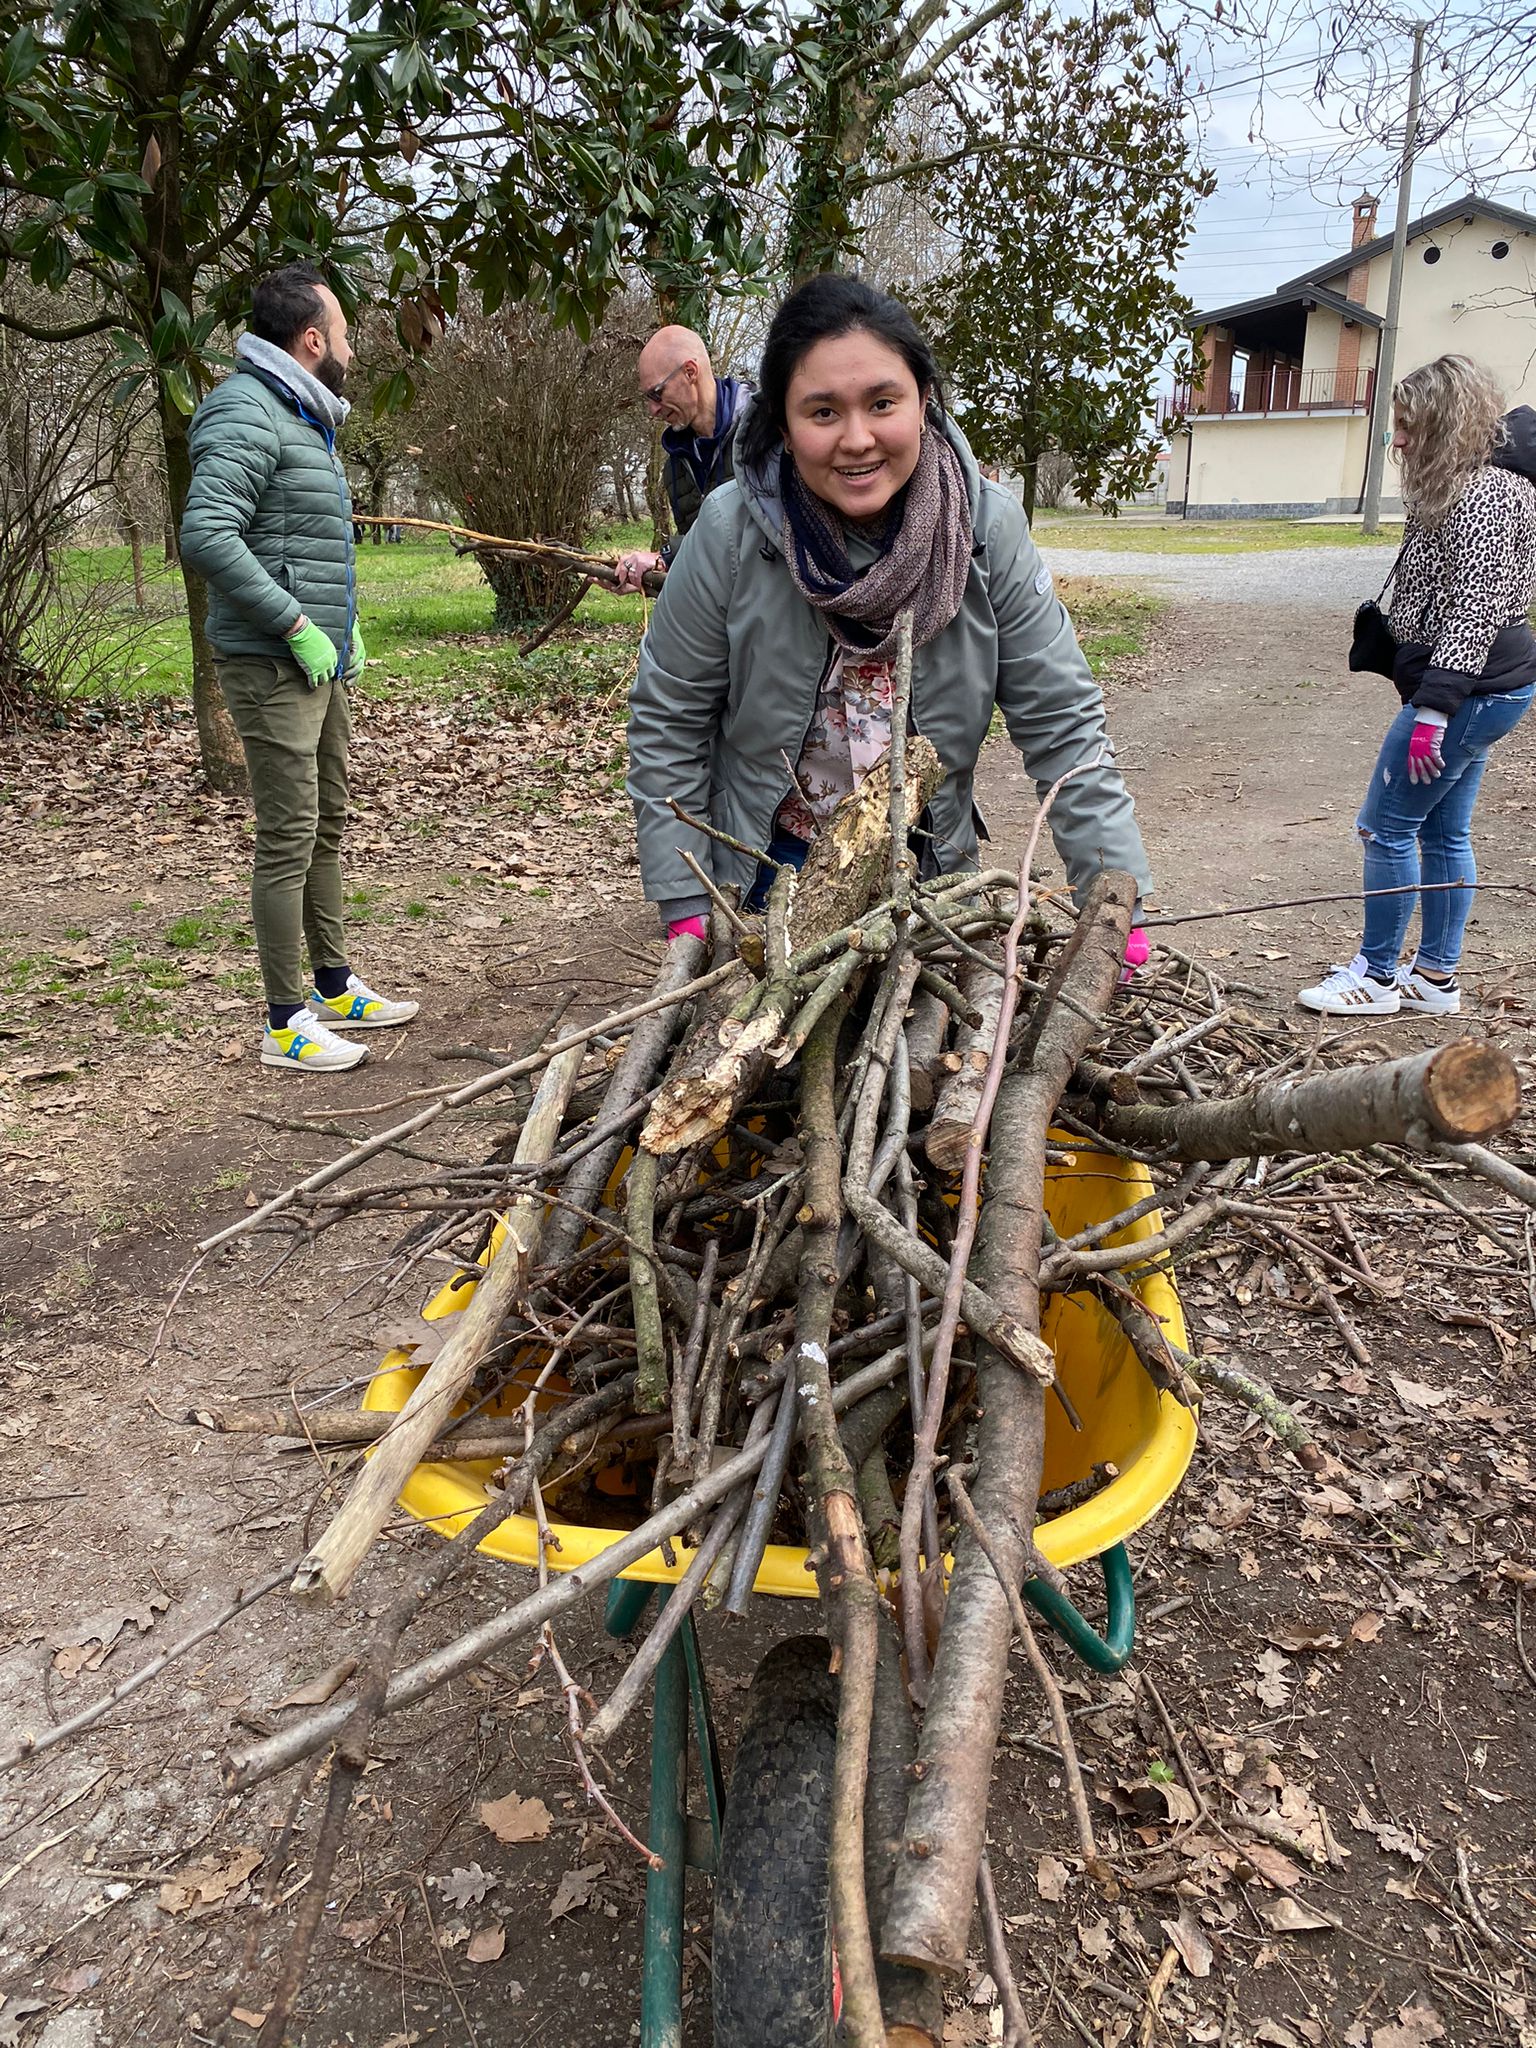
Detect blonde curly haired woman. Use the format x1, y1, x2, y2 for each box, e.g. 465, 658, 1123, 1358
1299, 355, 1536, 1016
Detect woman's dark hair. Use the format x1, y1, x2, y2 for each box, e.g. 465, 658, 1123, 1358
739, 275, 945, 470
250, 262, 330, 349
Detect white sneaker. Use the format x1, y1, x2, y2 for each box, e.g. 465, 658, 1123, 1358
261, 1007, 370, 1071
306, 973, 419, 1030
1396, 963, 1462, 1015
1297, 954, 1402, 1016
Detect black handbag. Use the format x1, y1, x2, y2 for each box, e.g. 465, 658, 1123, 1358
1349, 538, 1408, 678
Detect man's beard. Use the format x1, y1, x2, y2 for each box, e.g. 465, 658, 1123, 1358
314, 345, 348, 398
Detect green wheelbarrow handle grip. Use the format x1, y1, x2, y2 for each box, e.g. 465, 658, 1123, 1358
1022, 1541, 1135, 1673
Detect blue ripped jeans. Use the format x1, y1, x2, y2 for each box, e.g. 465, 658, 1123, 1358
1356, 683, 1533, 978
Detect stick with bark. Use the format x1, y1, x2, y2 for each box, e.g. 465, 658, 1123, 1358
792, 999, 884, 2048
288, 1041, 585, 1604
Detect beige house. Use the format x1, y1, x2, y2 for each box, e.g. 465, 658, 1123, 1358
1166, 193, 1536, 518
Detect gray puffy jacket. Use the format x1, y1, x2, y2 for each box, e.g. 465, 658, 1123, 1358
627, 409, 1152, 925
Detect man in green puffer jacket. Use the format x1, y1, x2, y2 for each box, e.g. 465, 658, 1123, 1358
181, 261, 418, 1074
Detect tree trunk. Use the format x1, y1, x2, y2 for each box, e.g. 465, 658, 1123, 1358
113, 473, 146, 610
161, 393, 246, 794
475, 546, 571, 633
129, 14, 245, 794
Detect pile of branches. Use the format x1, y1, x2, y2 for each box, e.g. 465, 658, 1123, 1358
12, 632, 1530, 2045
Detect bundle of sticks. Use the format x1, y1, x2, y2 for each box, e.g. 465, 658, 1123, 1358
174, 633, 1528, 2047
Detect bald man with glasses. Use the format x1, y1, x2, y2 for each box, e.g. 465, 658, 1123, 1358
615, 325, 750, 592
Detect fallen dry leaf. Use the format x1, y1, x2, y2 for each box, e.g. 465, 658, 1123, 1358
1267, 1627, 1342, 1654
158, 1844, 263, 1916
1076, 1917, 1113, 1962
51, 1593, 170, 1679
1253, 1645, 1292, 1710
1255, 1894, 1333, 1934
548, 1862, 605, 1922
230, 2009, 266, 2030
1239, 1842, 1305, 1891
1349, 1611, 1385, 1644
480, 1792, 552, 1846
1255, 2024, 1306, 2048
437, 1863, 497, 1910
1389, 1373, 1453, 1412
278, 1657, 358, 1709
466, 1924, 506, 1964
0, 1998, 48, 2048
1371, 2002, 1446, 2048
1160, 1905, 1213, 1978
1034, 1852, 1070, 1902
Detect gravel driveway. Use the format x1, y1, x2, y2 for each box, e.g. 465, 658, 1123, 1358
1037, 542, 1400, 608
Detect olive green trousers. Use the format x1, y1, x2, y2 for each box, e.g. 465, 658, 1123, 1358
215, 655, 352, 1011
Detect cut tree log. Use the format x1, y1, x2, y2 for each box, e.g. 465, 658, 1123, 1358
286, 1041, 586, 1605
882, 872, 1136, 1977
903, 983, 950, 1117
1081, 1038, 1519, 1159
924, 959, 1005, 1173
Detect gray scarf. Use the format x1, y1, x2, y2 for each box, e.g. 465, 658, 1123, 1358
781, 421, 972, 661
235, 333, 351, 431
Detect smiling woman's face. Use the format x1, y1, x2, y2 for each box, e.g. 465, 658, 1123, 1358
782, 329, 927, 521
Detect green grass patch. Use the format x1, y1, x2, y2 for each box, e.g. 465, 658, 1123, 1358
164, 902, 247, 950
0, 935, 194, 1037
1056, 578, 1166, 678
53, 532, 649, 708
1032, 514, 1396, 554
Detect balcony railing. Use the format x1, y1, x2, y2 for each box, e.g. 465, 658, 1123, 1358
1159, 366, 1375, 423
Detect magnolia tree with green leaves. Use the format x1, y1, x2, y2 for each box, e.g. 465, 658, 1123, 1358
0, 0, 790, 785
919, 5, 1210, 518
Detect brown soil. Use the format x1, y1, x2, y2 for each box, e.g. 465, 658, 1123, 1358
1, 597, 1533, 2048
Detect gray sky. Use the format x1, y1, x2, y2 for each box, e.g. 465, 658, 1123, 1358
1174, 42, 1536, 317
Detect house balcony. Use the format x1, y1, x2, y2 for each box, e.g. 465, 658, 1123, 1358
1159, 366, 1375, 426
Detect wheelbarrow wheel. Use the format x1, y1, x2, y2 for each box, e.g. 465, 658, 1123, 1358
713, 1635, 838, 2048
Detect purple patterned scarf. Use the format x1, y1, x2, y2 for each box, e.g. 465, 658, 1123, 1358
780, 421, 973, 661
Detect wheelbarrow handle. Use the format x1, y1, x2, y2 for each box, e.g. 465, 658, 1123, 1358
1022, 1542, 1135, 1674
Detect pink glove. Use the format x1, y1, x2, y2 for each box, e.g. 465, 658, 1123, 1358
1119, 927, 1150, 985
1406, 721, 1445, 785
667, 915, 708, 942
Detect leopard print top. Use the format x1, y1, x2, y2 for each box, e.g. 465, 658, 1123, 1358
1388, 463, 1536, 676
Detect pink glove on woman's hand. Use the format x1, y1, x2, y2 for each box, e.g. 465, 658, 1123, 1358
1406, 721, 1445, 785
1119, 927, 1150, 985
667, 915, 708, 943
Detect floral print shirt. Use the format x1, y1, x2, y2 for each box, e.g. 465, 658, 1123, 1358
776, 648, 896, 840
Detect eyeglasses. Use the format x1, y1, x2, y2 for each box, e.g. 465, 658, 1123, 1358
641, 361, 690, 409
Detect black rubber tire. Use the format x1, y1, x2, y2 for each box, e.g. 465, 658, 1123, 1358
712, 1635, 839, 2048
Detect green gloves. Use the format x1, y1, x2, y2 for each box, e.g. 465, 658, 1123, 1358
347, 623, 366, 675
286, 616, 340, 686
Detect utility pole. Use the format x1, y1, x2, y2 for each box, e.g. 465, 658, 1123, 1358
1361, 20, 1428, 534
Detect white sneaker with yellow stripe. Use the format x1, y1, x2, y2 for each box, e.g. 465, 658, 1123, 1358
306, 973, 419, 1030
261, 1007, 370, 1071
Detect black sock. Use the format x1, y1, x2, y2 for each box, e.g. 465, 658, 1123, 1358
269, 1001, 301, 1031
1418, 967, 1456, 986
313, 964, 351, 999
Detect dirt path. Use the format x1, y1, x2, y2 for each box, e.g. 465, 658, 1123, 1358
2, 586, 1533, 2048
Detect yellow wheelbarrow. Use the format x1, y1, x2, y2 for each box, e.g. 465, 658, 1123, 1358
362, 1145, 1194, 2047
